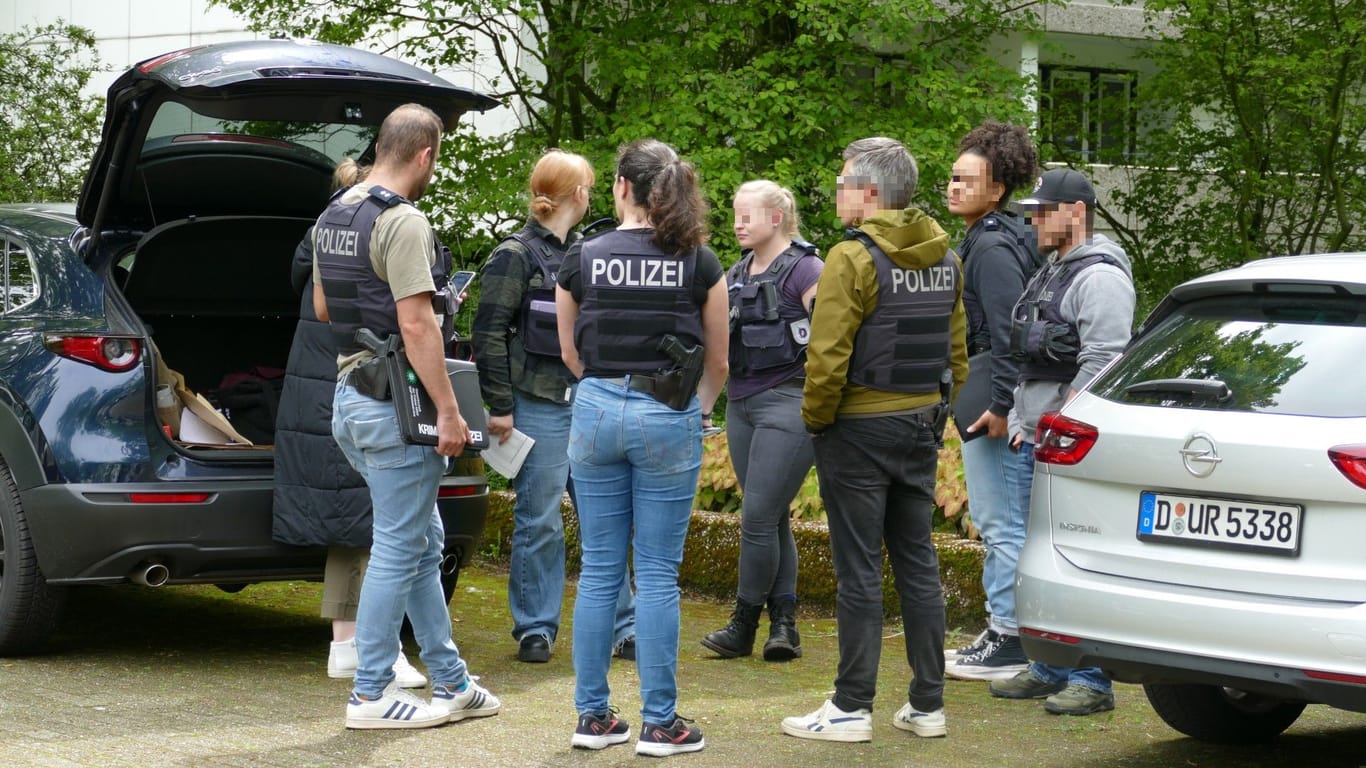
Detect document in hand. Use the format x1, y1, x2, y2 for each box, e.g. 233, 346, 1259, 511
481, 420, 535, 478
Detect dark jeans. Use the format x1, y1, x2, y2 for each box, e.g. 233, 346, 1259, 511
813, 410, 946, 714
726, 382, 812, 604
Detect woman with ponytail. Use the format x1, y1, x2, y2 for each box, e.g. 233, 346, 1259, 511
556, 139, 728, 756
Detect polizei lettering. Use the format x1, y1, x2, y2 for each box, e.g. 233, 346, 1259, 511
315, 225, 360, 257
588, 257, 685, 287
890, 265, 955, 294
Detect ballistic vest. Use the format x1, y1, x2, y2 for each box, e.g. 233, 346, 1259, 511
504, 226, 563, 358
574, 230, 703, 374
1011, 252, 1115, 383
726, 240, 818, 377
845, 230, 959, 393
961, 212, 1039, 355
314, 185, 451, 355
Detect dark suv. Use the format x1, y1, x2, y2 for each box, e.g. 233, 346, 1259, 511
0, 40, 498, 655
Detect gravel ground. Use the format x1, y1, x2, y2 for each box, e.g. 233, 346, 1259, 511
1, 566, 1363, 768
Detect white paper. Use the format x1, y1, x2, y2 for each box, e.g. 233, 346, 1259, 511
482, 425, 535, 478
178, 406, 231, 444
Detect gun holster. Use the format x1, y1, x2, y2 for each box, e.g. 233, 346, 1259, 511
350, 357, 391, 401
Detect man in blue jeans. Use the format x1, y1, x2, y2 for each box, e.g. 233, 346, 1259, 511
991, 168, 1134, 715
315, 103, 501, 729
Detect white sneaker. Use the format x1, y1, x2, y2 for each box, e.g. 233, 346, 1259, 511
392, 651, 428, 688
328, 639, 429, 688
431, 677, 501, 722
892, 703, 947, 738
328, 639, 358, 679
345, 683, 448, 730
780, 700, 872, 742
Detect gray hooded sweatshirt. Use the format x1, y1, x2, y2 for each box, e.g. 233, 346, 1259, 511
1008, 233, 1134, 442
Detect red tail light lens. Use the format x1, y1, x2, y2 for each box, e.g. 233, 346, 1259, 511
438, 485, 481, 498
1328, 445, 1366, 490
128, 492, 210, 504
1034, 411, 1099, 466
47, 336, 141, 372
1022, 627, 1081, 645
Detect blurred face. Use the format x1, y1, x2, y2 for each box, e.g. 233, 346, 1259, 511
835, 159, 873, 226
947, 152, 1002, 222
733, 192, 782, 251
1023, 201, 1080, 252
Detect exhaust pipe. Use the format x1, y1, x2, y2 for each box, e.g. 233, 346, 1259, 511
129, 561, 170, 587
440, 553, 460, 575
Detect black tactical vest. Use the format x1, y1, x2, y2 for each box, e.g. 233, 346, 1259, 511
315, 185, 450, 355
845, 230, 959, 393
726, 240, 818, 377
505, 226, 563, 358
574, 230, 703, 374
1010, 252, 1114, 383
961, 212, 1039, 355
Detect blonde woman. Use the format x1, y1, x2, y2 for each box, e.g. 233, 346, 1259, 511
700, 180, 822, 661
471, 149, 636, 664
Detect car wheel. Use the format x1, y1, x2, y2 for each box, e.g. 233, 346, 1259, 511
1144, 683, 1306, 743
0, 459, 67, 655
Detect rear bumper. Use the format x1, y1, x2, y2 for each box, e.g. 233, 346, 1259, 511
1017, 536, 1366, 712
24, 481, 487, 585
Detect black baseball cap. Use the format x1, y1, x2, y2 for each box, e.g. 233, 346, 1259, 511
1018, 169, 1096, 208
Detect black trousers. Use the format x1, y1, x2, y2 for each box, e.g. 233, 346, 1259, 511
812, 410, 946, 714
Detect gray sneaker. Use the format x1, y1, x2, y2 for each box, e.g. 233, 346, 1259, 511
1044, 684, 1116, 715
988, 669, 1067, 700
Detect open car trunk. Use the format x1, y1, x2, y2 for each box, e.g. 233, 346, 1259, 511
121, 215, 314, 450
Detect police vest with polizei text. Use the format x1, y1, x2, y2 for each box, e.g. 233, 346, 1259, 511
845, 230, 959, 393
314, 185, 451, 355
726, 240, 818, 377
574, 231, 703, 374
504, 226, 563, 358
1011, 252, 1115, 383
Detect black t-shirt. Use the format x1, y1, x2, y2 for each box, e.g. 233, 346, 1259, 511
557, 228, 723, 378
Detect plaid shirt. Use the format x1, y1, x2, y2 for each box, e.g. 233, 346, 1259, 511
470, 220, 578, 415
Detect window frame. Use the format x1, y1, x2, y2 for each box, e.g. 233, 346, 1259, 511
1040, 65, 1139, 164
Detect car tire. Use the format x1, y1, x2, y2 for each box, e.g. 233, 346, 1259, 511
0, 459, 67, 656
1144, 682, 1306, 744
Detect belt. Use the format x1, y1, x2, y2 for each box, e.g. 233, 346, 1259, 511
597, 374, 660, 395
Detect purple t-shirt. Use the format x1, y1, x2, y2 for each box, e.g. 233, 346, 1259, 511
727, 253, 824, 401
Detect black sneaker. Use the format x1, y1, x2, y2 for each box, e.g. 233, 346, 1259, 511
636, 715, 705, 757
518, 634, 551, 663
572, 708, 631, 750
613, 636, 636, 661
945, 628, 990, 661
946, 633, 1028, 681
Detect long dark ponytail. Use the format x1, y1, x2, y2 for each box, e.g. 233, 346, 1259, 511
616, 139, 709, 255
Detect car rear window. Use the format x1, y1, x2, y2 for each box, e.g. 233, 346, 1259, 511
145, 102, 372, 164
1090, 292, 1366, 417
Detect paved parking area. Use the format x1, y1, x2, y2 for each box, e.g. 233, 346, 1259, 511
2, 567, 1364, 767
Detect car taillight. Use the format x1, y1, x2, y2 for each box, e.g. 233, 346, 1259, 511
1034, 411, 1098, 466
1022, 627, 1081, 645
438, 485, 481, 498
47, 336, 141, 372
129, 492, 211, 504
1328, 445, 1366, 490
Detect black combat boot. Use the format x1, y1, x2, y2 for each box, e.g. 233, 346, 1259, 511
763, 595, 802, 661
700, 598, 763, 658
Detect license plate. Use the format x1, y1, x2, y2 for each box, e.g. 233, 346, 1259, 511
1137, 491, 1303, 556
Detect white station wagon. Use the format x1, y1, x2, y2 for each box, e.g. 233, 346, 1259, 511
1016, 253, 1366, 743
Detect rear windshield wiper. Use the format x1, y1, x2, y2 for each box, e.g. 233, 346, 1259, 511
1124, 378, 1232, 402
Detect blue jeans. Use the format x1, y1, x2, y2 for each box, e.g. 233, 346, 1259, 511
1017, 441, 1111, 693
509, 391, 635, 645
725, 382, 811, 604
569, 377, 702, 725
962, 434, 1029, 633
332, 381, 469, 697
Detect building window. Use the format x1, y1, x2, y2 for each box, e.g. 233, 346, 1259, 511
1041, 66, 1137, 164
